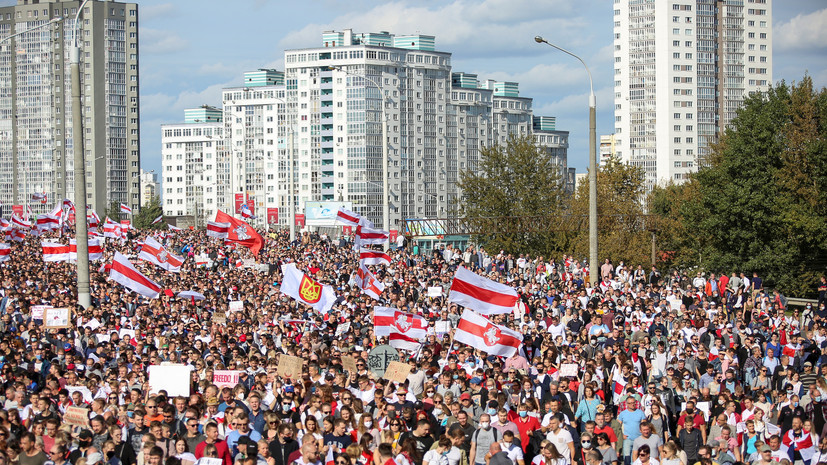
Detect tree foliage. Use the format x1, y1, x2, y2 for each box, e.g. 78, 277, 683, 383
104, 200, 122, 222
133, 196, 164, 230
652, 76, 827, 296
458, 135, 567, 255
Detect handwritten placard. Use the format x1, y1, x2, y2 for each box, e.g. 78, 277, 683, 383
213, 312, 227, 324
559, 364, 579, 378
213, 370, 241, 389
64, 406, 90, 428
335, 322, 351, 337
427, 286, 443, 297
383, 361, 411, 384
44, 307, 72, 329
31, 305, 52, 320
229, 301, 244, 312
341, 356, 358, 375
278, 355, 304, 380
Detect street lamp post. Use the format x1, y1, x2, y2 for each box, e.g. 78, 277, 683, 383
72, 0, 92, 308
534, 36, 598, 286
0, 16, 64, 207
331, 66, 389, 247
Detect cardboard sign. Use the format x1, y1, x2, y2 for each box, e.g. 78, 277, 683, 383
229, 301, 244, 312
148, 365, 191, 397
559, 364, 579, 378
84, 318, 102, 330
278, 354, 304, 380
335, 322, 351, 337
213, 370, 242, 389
64, 406, 90, 428
341, 356, 358, 375
30, 305, 52, 320
119, 328, 136, 340
200, 459, 223, 465
427, 286, 443, 297
44, 307, 72, 328
434, 321, 451, 336
383, 361, 411, 384
213, 312, 227, 324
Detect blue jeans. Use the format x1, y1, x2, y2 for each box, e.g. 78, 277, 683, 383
623, 439, 634, 465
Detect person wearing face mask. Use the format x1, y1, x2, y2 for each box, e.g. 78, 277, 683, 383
69, 429, 96, 464
500, 431, 526, 465
470, 414, 499, 465
515, 403, 541, 454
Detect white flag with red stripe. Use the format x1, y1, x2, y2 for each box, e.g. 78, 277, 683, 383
120, 203, 132, 215
168, 224, 181, 231
448, 266, 519, 315
206, 221, 230, 239
389, 326, 422, 352
0, 219, 9, 231
36, 214, 61, 231
335, 207, 361, 227
356, 264, 385, 299
42, 241, 71, 262
87, 209, 101, 230
69, 238, 103, 261
103, 218, 122, 239
9, 229, 25, 242
0, 243, 10, 262
138, 236, 184, 272
454, 309, 523, 357
373, 307, 428, 338
11, 215, 31, 230
359, 248, 391, 266
151, 215, 163, 225
109, 251, 161, 298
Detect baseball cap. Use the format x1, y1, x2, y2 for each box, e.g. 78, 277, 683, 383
760, 445, 771, 453
460, 393, 471, 401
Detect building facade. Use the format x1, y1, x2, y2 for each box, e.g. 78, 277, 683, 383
613, 0, 771, 190
0, 0, 140, 215
162, 29, 572, 230
139, 169, 158, 207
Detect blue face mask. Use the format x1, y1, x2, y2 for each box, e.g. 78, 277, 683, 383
519, 411, 528, 418
487, 408, 497, 416
815, 397, 822, 403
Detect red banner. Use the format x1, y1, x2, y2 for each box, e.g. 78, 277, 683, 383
266, 208, 279, 224
246, 194, 255, 215
389, 229, 398, 243
343, 226, 352, 235
295, 214, 305, 227
234, 193, 244, 214
12, 205, 23, 216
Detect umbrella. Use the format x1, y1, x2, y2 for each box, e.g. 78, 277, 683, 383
177, 291, 205, 301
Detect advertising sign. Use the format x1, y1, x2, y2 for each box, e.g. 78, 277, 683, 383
234, 193, 244, 214
266, 208, 279, 224
304, 201, 354, 226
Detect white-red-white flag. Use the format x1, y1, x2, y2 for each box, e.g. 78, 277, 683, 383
69, 238, 103, 261
42, 241, 71, 262
0, 219, 9, 231
103, 218, 122, 239
206, 221, 230, 239
9, 229, 25, 242
448, 266, 519, 315
335, 207, 361, 227
109, 251, 161, 298
168, 224, 181, 231
356, 264, 385, 299
355, 224, 388, 248
0, 243, 10, 262
389, 326, 423, 352
359, 248, 391, 266
87, 209, 101, 230
453, 309, 523, 357
373, 307, 428, 338
120, 204, 132, 215
138, 236, 184, 272
151, 215, 163, 225
36, 214, 61, 231
11, 215, 31, 230
31, 192, 47, 203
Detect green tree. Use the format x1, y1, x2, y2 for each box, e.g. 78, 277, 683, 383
133, 196, 164, 230
568, 156, 651, 266
104, 200, 123, 222
457, 134, 567, 255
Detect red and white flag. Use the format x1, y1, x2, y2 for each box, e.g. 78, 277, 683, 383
448, 266, 519, 315
390, 326, 422, 352
168, 224, 181, 231
324, 447, 335, 465
103, 219, 122, 239
453, 309, 523, 357
42, 241, 71, 262
782, 344, 798, 358
9, 229, 25, 242
36, 214, 61, 231
138, 236, 184, 272
11, 215, 31, 230
240, 204, 256, 220
373, 307, 428, 338
0, 243, 9, 262
215, 210, 263, 255
151, 215, 163, 225
69, 238, 103, 261
356, 264, 385, 299
109, 251, 161, 298
612, 370, 628, 403
355, 224, 388, 248
87, 209, 101, 230
0, 219, 9, 231
62, 198, 74, 211
335, 207, 361, 227
359, 248, 391, 266
206, 221, 230, 239
782, 429, 815, 462
31, 192, 47, 203
120, 203, 132, 215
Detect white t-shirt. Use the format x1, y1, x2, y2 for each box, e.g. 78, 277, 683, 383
423, 447, 461, 465
502, 443, 524, 464
546, 428, 574, 463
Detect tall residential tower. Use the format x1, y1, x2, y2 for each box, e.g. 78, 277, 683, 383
613, 0, 771, 190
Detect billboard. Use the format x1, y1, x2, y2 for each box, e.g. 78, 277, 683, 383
234, 194, 244, 214
266, 208, 278, 224
304, 201, 353, 226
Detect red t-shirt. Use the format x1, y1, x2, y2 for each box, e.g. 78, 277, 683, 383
593, 425, 617, 443
515, 416, 542, 452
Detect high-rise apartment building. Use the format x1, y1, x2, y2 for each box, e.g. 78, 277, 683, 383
161, 30, 571, 230
0, 0, 140, 215
139, 169, 158, 207
613, 0, 771, 190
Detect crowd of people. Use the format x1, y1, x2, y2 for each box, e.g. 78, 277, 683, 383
0, 225, 826, 465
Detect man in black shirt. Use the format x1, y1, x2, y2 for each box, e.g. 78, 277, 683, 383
268, 424, 299, 465
398, 420, 435, 460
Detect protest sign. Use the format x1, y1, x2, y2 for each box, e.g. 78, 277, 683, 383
229, 301, 244, 312
341, 356, 358, 375
44, 307, 71, 328
213, 370, 242, 389
31, 305, 52, 320
335, 322, 351, 337
383, 361, 411, 384
427, 286, 443, 297
559, 364, 579, 378
278, 355, 303, 380
64, 406, 90, 428
148, 365, 191, 397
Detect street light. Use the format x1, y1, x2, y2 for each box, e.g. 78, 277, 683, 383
72, 0, 92, 308
534, 36, 598, 286
329, 66, 390, 247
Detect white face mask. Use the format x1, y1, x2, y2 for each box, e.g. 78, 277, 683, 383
364, 421, 372, 428
480, 422, 490, 429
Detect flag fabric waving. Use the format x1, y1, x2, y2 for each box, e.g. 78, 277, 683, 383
151, 215, 163, 225
36, 214, 61, 232
215, 210, 263, 255
11, 215, 31, 230
109, 251, 161, 298
359, 248, 391, 266
453, 309, 523, 357
31, 192, 47, 203
354, 224, 388, 249
42, 242, 71, 262
389, 326, 422, 352
168, 224, 181, 231
335, 207, 361, 227
373, 307, 428, 338
356, 264, 385, 299
103, 218, 122, 239
138, 236, 184, 272
0, 243, 9, 262
69, 238, 103, 261
120, 204, 132, 215
206, 221, 230, 239
240, 204, 256, 220
448, 266, 519, 315
782, 429, 815, 462
280, 263, 337, 313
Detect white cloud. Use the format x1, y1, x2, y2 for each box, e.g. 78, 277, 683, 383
141, 28, 189, 55
140, 3, 176, 22
774, 8, 827, 52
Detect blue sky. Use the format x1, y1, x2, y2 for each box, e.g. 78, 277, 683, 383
21, 0, 827, 175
